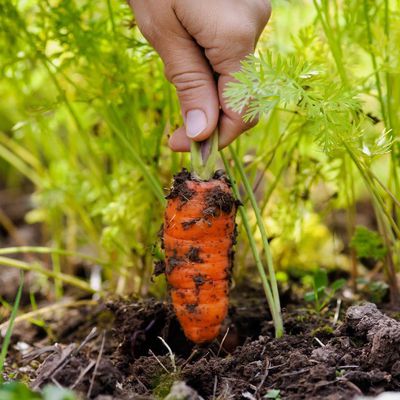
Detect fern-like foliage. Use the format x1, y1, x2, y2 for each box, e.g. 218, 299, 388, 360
225, 52, 364, 155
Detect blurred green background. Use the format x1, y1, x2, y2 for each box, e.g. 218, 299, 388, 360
0, 0, 399, 303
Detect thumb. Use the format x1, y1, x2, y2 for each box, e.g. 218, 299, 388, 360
160, 37, 219, 144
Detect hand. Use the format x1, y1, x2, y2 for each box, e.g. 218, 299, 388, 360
129, 0, 271, 151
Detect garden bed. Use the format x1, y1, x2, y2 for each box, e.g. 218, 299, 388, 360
3, 286, 400, 400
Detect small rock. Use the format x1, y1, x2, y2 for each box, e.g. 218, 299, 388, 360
369, 326, 400, 369
164, 381, 204, 400
340, 303, 400, 369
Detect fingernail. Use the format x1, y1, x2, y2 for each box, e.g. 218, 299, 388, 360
185, 109, 207, 138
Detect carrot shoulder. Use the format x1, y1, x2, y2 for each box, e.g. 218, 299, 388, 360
163, 169, 237, 343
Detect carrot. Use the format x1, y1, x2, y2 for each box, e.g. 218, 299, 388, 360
162, 168, 237, 343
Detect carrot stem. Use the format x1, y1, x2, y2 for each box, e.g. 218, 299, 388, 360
190, 131, 219, 181
222, 152, 283, 338
228, 147, 283, 335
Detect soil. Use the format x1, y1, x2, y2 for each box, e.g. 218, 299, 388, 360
165, 168, 195, 203
2, 289, 400, 400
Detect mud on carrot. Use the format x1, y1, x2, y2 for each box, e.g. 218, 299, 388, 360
161, 168, 238, 344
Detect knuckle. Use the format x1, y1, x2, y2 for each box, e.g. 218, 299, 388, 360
167, 70, 210, 95
258, 0, 272, 25
207, 27, 254, 73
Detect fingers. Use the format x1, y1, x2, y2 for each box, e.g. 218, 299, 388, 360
168, 51, 262, 152
129, 0, 219, 144
167, 53, 255, 152
169, 126, 191, 151
210, 2, 270, 148
172, 0, 271, 150
130, 0, 271, 152
162, 43, 219, 143
169, 116, 256, 152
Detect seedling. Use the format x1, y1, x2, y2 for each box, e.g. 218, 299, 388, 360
304, 269, 346, 313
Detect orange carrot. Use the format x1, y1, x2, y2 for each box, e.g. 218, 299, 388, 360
162, 169, 237, 343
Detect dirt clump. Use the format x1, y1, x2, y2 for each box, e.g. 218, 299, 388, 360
338, 302, 400, 370
165, 168, 194, 204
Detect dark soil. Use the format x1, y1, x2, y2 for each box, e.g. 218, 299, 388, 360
3, 291, 400, 400
165, 168, 195, 203
165, 168, 236, 212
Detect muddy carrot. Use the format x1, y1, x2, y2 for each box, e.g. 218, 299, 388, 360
163, 168, 237, 343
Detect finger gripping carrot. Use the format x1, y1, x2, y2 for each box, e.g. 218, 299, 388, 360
163, 168, 238, 343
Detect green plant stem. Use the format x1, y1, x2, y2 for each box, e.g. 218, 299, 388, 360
260, 137, 299, 215
0, 272, 23, 381
363, 0, 388, 126
312, 0, 348, 87
343, 142, 400, 303
106, 0, 117, 36
0, 256, 96, 294
344, 156, 358, 291
105, 108, 166, 205
0, 131, 43, 173
374, 201, 400, 305
383, 0, 400, 225
222, 153, 283, 338
250, 116, 298, 193
229, 147, 282, 319
0, 143, 41, 186
342, 142, 399, 234
383, 0, 394, 129
313, 281, 321, 312
190, 131, 219, 181
370, 172, 400, 209
363, 3, 400, 233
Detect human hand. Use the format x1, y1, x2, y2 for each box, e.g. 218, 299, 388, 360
129, 0, 271, 151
